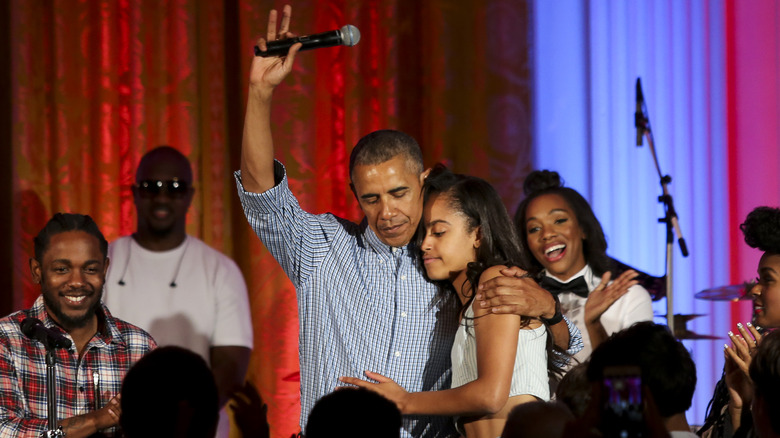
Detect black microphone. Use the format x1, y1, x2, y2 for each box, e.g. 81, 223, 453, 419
20, 318, 72, 350
635, 78, 646, 146
254, 24, 361, 57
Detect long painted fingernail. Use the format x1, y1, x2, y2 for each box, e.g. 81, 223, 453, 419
728, 331, 734, 337
747, 322, 753, 327
475, 294, 483, 300
479, 301, 487, 307
724, 344, 729, 350
737, 322, 743, 328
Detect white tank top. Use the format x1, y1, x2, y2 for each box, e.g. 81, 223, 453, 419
450, 306, 550, 400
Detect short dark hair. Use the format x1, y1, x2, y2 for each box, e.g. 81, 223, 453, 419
501, 401, 574, 438
305, 388, 401, 438
348, 130, 423, 180
740, 206, 780, 254
555, 361, 591, 418
121, 346, 219, 438
33, 213, 108, 261
514, 170, 612, 276
750, 329, 780, 435
586, 322, 696, 418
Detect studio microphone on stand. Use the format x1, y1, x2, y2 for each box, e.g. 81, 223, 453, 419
255, 24, 361, 57
20, 318, 72, 350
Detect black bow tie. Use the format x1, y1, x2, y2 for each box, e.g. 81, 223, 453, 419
540, 276, 590, 298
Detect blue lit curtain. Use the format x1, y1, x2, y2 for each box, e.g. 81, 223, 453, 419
534, 0, 731, 422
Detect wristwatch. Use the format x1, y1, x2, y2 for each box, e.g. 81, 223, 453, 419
539, 293, 563, 325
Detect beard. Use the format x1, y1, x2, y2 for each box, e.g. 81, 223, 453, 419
41, 278, 103, 331
149, 221, 177, 237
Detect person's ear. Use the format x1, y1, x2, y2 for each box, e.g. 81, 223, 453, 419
420, 168, 432, 184
474, 226, 482, 249
29, 258, 41, 284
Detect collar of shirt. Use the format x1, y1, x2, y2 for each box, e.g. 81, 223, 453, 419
544, 264, 597, 292
360, 217, 417, 260
23, 295, 126, 350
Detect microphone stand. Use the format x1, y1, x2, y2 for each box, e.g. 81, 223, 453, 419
635, 78, 690, 336
42, 341, 65, 437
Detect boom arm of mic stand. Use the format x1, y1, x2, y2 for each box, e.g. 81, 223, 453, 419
638, 102, 691, 337
659, 177, 690, 258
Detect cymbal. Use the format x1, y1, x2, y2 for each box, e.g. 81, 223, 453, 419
695, 284, 751, 301
672, 313, 707, 323
674, 329, 722, 340
667, 314, 722, 340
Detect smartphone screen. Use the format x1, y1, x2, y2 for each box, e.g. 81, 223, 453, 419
601, 365, 644, 438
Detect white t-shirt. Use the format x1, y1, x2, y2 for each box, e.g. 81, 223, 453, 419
549, 264, 654, 364
104, 235, 254, 362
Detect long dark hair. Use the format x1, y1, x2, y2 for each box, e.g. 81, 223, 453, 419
513, 170, 612, 276
417, 164, 565, 378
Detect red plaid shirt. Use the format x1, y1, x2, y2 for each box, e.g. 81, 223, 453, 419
0, 296, 156, 437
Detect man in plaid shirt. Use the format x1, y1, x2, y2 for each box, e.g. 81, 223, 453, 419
0, 213, 156, 437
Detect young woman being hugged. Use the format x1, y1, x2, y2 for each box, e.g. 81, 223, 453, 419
342, 165, 564, 438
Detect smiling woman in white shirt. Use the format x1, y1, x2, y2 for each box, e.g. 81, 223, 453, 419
513, 170, 654, 363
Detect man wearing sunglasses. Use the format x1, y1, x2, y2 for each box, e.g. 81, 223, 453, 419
103, 146, 254, 438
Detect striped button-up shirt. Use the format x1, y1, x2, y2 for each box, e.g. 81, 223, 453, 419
237, 162, 459, 437
0, 296, 156, 437
236, 162, 583, 437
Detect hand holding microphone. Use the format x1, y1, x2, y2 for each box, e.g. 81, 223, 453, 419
254, 24, 360, 57
253, 5, 359, 58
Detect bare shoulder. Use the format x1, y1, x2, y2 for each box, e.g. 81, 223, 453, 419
478, 264, 509, 285
473, 265, 511, 318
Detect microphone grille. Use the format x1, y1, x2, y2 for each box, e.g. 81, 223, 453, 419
340, 25, 361, 47
20, 318, 38, 337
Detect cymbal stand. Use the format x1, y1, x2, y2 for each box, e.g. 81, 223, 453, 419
635, 78, 690, 335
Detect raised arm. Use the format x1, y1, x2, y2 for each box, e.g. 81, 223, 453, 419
240, 5, 301, 194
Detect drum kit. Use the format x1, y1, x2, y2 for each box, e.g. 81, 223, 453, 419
610, 257, 754, 341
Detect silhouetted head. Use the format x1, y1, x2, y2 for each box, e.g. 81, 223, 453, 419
305, 388, 401, 438
750, 329, 780, 438
501, 401, 574, 438
121, 346, 218, 438
587, 322, 696, 419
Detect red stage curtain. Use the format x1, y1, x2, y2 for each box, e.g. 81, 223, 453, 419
9, 1, 532, 436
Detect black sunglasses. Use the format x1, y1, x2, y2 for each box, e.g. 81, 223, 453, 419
135, 179, 191, 198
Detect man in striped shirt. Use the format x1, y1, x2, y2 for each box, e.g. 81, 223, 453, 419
236, 6, 581, 437
0, 213, 156, 437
